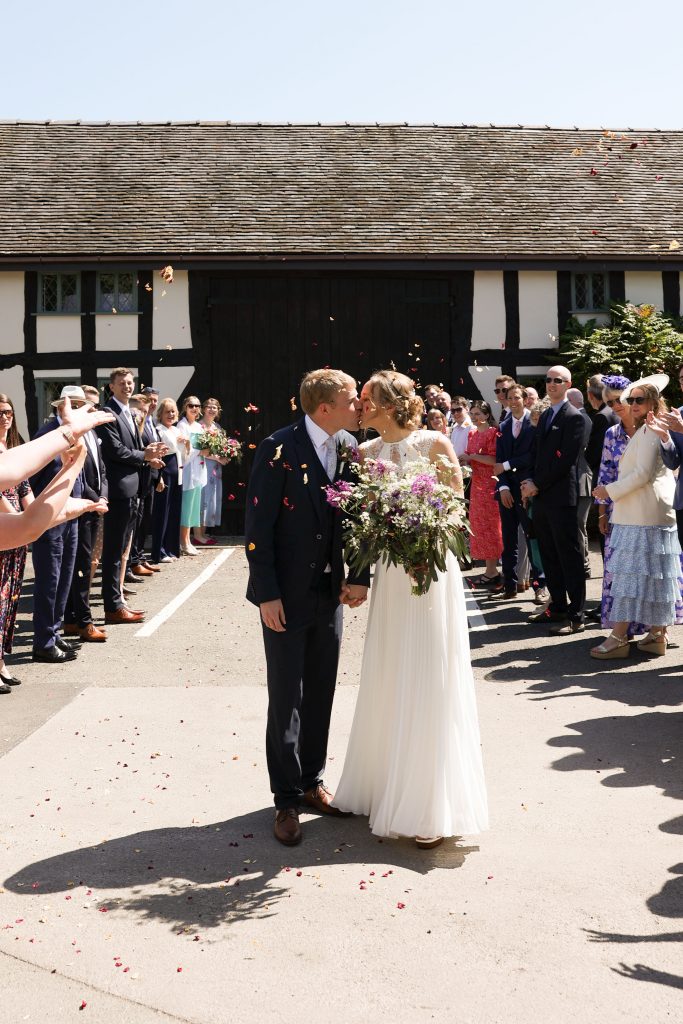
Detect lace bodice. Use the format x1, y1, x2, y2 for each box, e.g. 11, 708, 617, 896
360, 430, 464, 494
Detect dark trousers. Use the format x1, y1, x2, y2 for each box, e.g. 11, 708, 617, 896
577, 495, 592, 573
101, 497, 138, 612
532, 500, 585, 621
676, 508, 683, 550
500, 496, 545, 589
131, 482, 154, 566
262, 579, 342, 809
65, 512, 99, 628
151, 468, 181, 562
32, 520, 78, 650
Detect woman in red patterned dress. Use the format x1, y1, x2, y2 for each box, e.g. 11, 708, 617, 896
0, 394, 33, 693
461, 401, 503, 584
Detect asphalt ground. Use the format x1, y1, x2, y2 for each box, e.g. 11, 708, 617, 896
0, 542, 681, 1023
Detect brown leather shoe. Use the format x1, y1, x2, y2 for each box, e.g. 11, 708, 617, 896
274, 807, 302, 845
131, 565, 154, 577
302, 783, 352, 817
63, 623, 80, 636
78, 623, 108, 642
104, 608, 145, 624
143, 561, 161, 573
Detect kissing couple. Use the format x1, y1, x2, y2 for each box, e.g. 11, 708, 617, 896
245, 368, 488, 849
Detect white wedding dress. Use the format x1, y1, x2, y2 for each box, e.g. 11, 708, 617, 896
333, 431, 489, 838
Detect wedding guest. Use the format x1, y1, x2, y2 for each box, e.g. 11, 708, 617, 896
30, 386, 90, 663
80, 386, 105, 586
0, 394, 32, 691
436, 390, 454, 426
524, 386, 539, 409
151, 398, 184, 564
449, 397, 473, 459
493, 375, 515, 424
567, 387, 594, 578
522, 366, 586, 635
591, 376, 680, 659
177, 395, 208, 556
528, 398, 550, 427
591, 375, 645, 636
461, 401, 502, 584
195, 396, 227, 546
421, 384, 440, 425
130, 390, 163, 576
426, 407, 449, 435
63, 385, 109, 643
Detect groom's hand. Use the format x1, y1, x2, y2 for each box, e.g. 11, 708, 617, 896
260, 599, 287, 632
340, 583, 368, 608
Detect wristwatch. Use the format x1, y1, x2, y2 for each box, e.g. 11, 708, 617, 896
61, 427, 78, 451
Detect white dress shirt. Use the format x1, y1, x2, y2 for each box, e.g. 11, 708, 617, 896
305, 415, 337, 479
450, 419, 473, 458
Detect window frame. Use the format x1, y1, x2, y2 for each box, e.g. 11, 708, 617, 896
570, 272, 610, 313
96, 270, 139, 315
37, 272, 81, 315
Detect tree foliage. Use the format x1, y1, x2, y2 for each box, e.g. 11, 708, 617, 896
558, 303, 683, 397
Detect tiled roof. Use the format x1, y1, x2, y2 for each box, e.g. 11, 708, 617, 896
0, 122, 681, 259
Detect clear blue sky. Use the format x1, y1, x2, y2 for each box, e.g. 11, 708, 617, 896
3, 0, 681, 128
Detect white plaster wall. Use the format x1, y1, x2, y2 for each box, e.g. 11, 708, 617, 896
36, 315, 81, 354
0, 272, 25, 355
95, 315, 138, 351
152, 365, 195, 403
469, 364, 502, 411
518, 271, 558, 349
0, 363, 28, 440
152, 270, 191, 350
471, 272, 506, 351
624, 271, 664, 309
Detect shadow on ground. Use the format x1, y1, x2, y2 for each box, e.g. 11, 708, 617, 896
4, 808, 478, 932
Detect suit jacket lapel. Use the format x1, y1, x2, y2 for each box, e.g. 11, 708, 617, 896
293, 420, 327, 523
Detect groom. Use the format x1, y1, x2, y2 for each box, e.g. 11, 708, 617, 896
245, 369, 370, 846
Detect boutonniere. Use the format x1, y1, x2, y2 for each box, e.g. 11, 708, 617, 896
337, 440, 361, 466
551, 425, 559, 431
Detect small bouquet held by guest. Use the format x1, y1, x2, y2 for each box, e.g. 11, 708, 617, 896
192, 429, 243, 464
326, 453, 469, 596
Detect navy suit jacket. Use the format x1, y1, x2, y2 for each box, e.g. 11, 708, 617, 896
245, 419, 369, 628
29, 417, 83, 499
660, 407, 683, 510
82, 433, 108, 502
495, 414, 536, 498
96, 398, 145, 501
530, 401, 585, 507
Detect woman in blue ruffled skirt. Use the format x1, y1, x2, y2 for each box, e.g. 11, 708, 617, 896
591, 374, 680, 659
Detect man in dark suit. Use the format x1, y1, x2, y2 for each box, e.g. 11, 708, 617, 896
129, 389, 162, 578
245, 368, 370, 847
521, 366, 586, 634
493, 384, 546, 599
30, 387, 105, 663
64, 385, 109, 642
567, 387, 594, 578
96, 368, 166, 625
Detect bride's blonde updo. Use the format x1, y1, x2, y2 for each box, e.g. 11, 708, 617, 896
367, 370, 424, 430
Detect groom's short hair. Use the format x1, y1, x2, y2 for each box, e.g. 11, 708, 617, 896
300, 369, 356, 415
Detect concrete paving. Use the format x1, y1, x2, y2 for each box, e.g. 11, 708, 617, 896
0, 545, 681, 1023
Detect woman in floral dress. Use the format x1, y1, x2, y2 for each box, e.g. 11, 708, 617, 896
461, 401, 502, 583
0, 393, 33, 693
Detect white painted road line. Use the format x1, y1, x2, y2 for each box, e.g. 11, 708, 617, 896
135, 548, 236, 638
464, 581, 487, 632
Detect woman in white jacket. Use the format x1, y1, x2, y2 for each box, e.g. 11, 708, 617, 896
590, 375, 680, 658
176, 395, 209, 556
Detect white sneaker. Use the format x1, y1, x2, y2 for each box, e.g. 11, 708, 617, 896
181, 545, 198, 557
160, 555, 174, 563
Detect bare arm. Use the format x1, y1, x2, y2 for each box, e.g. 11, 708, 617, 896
0, 398, 114, 490
429, 434, 465, 497
0, 443, 100, 550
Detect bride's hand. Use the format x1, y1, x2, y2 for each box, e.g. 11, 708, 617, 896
340, 583, 368, 607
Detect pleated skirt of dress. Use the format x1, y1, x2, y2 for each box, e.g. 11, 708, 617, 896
333, 553, 489, 838
608, 523, 682, 626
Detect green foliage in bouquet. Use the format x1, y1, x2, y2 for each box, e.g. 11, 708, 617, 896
193, 430, 243, 463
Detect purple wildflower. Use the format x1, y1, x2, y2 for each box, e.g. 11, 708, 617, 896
410, 474, 436, 497
325, 480, 353, 508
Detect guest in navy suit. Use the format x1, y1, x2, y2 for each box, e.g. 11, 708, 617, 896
64, 385, 109, 642
130, 388, 162, 576
493, 384, 546, 599
29, 387, 92, 663
522, 366, 586, 634
96, 368, 166, 625
245, 368, 370, 847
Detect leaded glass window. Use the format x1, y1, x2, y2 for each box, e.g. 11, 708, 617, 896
97, 271, 138, 313
39, 273, 80, 313
571, 272, 609, 311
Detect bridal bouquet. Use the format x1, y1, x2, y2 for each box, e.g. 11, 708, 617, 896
192, 430, 243, 464
325, 455, 469, 596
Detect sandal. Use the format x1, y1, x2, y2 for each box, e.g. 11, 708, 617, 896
636, 630, 667, 656
416, 836, 444, 849
590, 631, 630, 660
479, 574, 501, 586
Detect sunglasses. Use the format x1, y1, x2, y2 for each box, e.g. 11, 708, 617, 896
493, 388, 508, 395
624, 396, 647, 406
605, 398, 623, 407
545, 377, 567, 385
0, 409, 14, 417
452, 406, 464, 412
186, 403, 201, 408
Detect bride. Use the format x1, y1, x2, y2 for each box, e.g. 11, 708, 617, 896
333, 370, 489, 847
